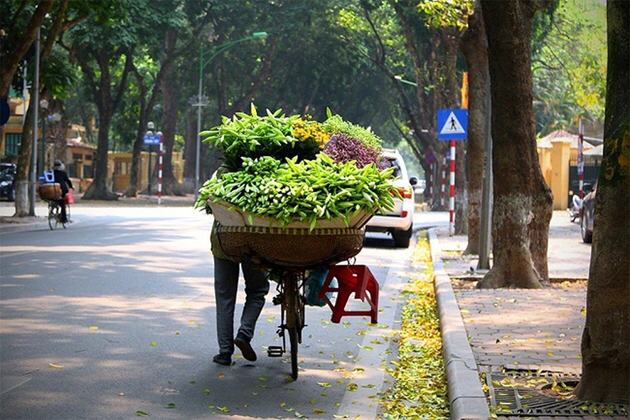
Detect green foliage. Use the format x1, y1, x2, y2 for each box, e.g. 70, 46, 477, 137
200, 105, 322, 171
197, 154, 397, 228
532, 0, 607, 133
417, 0, 475, 29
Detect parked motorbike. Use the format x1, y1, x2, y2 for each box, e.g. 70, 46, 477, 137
568, 194, 583, 223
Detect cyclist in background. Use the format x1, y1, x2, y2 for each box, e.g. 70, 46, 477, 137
53, 160, 73, 223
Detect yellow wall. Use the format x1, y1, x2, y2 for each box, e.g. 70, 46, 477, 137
549, 139, 572, 209
108, 150, 184, 193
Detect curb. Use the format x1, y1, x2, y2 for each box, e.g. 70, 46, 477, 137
428, 228, 490, 420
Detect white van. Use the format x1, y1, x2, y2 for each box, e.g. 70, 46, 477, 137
366, 149, 416, 247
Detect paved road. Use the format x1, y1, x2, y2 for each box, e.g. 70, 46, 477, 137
0, 206, 435, 419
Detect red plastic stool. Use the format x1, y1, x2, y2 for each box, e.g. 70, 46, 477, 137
317, 265, 379, 324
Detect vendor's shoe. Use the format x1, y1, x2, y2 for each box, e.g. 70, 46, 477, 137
234, 335, 257, 361
212, 353, 232, 366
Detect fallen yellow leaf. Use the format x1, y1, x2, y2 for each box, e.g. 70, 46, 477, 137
49, 363, 64, 369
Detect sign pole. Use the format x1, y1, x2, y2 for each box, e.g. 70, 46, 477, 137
578, 116, 584, 198
158, 134, 163, 205
429, 162, 434, 207
449, 139, 456, 235
147, 145, 152, 197
440, 156, 446, 210
437, 108, 468, 230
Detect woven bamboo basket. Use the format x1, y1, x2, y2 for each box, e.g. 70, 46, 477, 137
216, 225, 365, 268
38, 183, 62, 201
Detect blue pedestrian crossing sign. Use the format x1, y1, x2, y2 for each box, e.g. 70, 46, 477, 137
437, 109, 468, 140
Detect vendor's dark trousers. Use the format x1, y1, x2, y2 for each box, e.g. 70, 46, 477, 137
214, 257, 269, 356
56, 199, 67, 222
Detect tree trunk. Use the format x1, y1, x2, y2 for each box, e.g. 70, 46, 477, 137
573, 0, 630, 403
159, 77, 184, 196
478, 0, 552, 289
183, 107, 196, 191
82, 113, 117, 200
158, 32, 184, 196
14, 98, 35, 217
123, 64, 148, 198
461, 1, 488, 255
77, 49, 132, 201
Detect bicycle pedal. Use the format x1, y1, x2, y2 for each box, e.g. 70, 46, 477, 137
267, 346, 284, 357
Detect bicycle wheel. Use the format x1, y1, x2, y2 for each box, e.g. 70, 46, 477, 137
284, 272, 300, 379
48, 202, 59, 230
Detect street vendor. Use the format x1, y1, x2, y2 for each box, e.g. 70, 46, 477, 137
209, 170, 269, 366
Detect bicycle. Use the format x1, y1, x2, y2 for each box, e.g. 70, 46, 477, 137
47, 199, 70, 230
267, 268, 306, 380
215, 224, 365, 380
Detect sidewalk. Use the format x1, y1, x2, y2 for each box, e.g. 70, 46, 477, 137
429, 211, 628, 419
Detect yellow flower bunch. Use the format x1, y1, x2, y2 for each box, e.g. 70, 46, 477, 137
291, 118, 330, 148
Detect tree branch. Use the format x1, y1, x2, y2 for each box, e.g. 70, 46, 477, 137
0, 0, 53, 97
112, 51, 134, 109
42, 0, 68, 60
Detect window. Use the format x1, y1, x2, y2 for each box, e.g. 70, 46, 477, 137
85, 154, 93, 161
5, 133, 20, 156
83, 165, 94, 178
68, 163, 77, 178
73, 153, 82, 161
114, 161, 130, 175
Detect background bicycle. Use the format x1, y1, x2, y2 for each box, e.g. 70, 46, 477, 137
38, 183, 70, 230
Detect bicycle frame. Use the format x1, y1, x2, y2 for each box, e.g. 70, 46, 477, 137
47, 199, 70, 230
268, 268, 306, 380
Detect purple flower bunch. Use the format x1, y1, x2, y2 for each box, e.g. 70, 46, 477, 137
323, 133, 383, 169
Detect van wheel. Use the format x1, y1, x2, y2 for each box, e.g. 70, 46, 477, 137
392, 226, 412, 248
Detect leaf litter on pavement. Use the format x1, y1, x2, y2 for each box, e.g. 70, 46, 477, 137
379, 235, 449, 419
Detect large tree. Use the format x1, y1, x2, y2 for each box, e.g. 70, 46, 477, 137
573, 0, 629, 403
4, 0, 89, 216
477, 0, 554, 288
67, 3, 139, 200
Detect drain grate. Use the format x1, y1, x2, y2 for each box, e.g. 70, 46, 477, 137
486, 370, 629, 417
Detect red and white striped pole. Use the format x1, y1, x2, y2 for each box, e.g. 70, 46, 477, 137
578, 116, 584, 199
157, 132, 163, 205
449, 139, 456, 235
440, 156, 446, 209
429, 162, 434, 206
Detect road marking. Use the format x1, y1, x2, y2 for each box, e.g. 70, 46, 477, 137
0, 376, 32, 396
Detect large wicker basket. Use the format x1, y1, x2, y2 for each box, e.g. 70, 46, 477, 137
216, 224, 365, 268
38, 183, 62, 201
